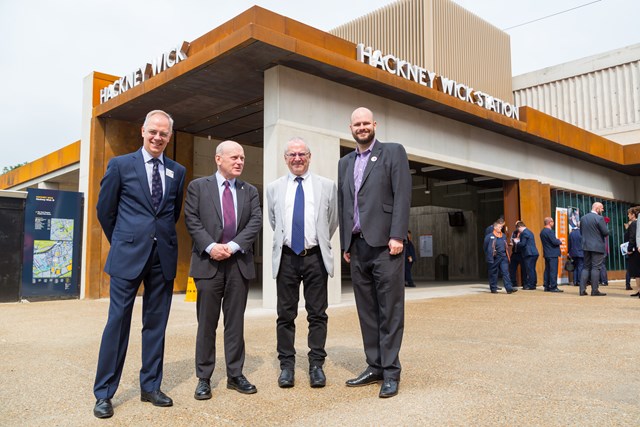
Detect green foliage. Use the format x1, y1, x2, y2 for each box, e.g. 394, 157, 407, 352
1, 162, 27, 174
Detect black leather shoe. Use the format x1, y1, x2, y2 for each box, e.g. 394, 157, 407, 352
522, 287, 535, 290
194, 378, 212, 400
630, 292, 640, 297
507, 288, 518, 294
379, 379, 399, 398
490, 290, 498, 294
227, 375, 257, 394
278, 369, 295, 388
591, 291, 607, 296
141, 390, 173, 407
309, 366, 326, 388
93, 398, 113, 419
548, 288, 564, 293
625, 286, 632, 290
346, 370, 383, 387
580, 291, 588, 296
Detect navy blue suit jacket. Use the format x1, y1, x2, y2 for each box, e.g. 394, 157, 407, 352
516, 228, 539, 257
540, 227, 562, 257
97, 149, 186, 281
568, 229, 584, 258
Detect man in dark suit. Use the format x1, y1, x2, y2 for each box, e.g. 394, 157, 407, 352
267, 137, 338, 389
338, 107, 411, 398
539, 217, 563, 293
93, 110, 186, 419
184, 140, 262, 400
509, 222, 525, 288
579, 202, 609, 296
568, 223, 584, 287
515, 221, 539, 290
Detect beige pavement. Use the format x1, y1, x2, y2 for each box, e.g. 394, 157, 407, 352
1, 281, 639, 426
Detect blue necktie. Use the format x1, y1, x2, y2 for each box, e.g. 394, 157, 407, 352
150, 158, 162, 211
221, 180, 236, 243
291, 177, 305, 254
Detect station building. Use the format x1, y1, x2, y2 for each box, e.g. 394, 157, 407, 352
2, 0, 639, 306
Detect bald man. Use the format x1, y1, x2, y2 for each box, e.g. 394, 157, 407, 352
184, 140, 262, 399
579, 202, 609, 296
338, 107, 411, 398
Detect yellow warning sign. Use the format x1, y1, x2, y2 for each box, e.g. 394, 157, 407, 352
185, 277, 197, 302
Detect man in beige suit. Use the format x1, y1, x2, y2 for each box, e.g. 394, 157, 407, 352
267, 137, 338, 389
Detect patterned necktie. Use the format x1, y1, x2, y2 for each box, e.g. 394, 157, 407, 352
150, 158, 162, 211
291, 177, 305, 254
221, 180, 236, 243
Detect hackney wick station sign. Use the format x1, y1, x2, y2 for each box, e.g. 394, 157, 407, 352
356, 44, 519, 121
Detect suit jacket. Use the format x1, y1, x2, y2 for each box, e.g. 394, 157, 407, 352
568, 229, 584, 258
97, 149, 186, 281
338, 140, 411, 251
540, 227, 562, 257
516, 228, 539, 257
580, 212, 609, 253
184, 174, 262, 280
267, 173, 338, 278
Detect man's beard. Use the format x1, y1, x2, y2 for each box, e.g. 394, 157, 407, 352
354, 130, 375, 145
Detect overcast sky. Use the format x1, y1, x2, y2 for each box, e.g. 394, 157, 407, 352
0, 0, 638, 170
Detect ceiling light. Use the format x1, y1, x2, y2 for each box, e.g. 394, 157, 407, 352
420, 166, 445, 172
476, 188, 503, 194
472, 176, 495, 182
433, 179, 467, 187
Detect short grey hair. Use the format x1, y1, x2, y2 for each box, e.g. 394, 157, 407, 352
143, 110, 174, 133
284, 137, 311, 154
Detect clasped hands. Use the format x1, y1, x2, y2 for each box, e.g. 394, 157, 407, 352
210, 244, 232, 261
343, 238, 404, 263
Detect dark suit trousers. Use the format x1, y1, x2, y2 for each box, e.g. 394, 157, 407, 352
508, 252, 525, 286
488, 256, 514, 292
94, 244, 174, 399
523, 255, 539, 289
580, 251, 604, 294
543, 257, 559, 290
350, 236, 405, 381
276, 248, 328, 369
195, 257, 248, 379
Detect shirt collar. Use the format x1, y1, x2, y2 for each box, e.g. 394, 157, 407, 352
288, 171, 310, 182
215, 171, 236, 187
141, 148, 164, 165
355, 139, 377, 155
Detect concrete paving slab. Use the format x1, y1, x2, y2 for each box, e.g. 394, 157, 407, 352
1, 281, 639, 426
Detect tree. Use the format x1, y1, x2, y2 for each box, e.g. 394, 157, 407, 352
1, 162, 27, 175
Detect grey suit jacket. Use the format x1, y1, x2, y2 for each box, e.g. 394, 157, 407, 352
267, 172, 338, 278
338, 140, 411, 252
580, 211, 609, 253
184, 174, 262, 280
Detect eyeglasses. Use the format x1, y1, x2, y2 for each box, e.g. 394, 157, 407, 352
146, 129, 171, 139
285, 152, 309, 159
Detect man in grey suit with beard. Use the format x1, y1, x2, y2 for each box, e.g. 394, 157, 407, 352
579, 202, 609, 296
338, 107, 411, 398
267, 137, 338, 389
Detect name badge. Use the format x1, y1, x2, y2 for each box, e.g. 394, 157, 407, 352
166, 169, 174, 178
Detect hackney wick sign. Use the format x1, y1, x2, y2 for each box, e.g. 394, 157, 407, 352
356, 44, 519, 121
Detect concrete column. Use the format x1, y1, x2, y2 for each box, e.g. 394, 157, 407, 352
262, 66, 343, 309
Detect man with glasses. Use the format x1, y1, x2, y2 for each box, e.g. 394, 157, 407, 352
267, 137, 338, 389
93, 110, 186, 419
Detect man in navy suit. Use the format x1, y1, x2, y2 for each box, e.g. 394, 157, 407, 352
184, 140, 262, 400
539, 217, 563, 293
568, 223, 584, 287
515, 221, 539, 290
338, 107, 411, 398
579, 202, 609, 296
93, 110, 186, 419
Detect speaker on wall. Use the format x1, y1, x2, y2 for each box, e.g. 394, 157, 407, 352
448, 211, 465, 227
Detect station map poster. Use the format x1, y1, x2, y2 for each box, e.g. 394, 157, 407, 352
21, 189, 83, 299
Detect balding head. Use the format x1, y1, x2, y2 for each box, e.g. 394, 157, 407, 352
592, 202, 604, 215
349, 107, 377, 148
215, 140, 245, 179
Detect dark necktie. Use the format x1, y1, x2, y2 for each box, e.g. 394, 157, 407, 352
221, 180, 236, 243
150, 158, 162, 211
291, 177, 305, 254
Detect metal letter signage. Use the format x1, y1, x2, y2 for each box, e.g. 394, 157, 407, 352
356, 43, 519, 121
100, 41, 190, 104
